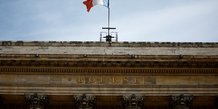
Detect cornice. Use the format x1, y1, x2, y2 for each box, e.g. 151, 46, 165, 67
1, 41, 218, 48
1, 54, 217, 60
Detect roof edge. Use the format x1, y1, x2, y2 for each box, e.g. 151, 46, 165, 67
0, 41, 218, 48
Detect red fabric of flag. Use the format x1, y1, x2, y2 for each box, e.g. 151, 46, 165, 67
83, 0, 93, 12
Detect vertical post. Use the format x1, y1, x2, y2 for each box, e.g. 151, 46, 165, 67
102, 0, 117, 44
107, 0, 110, 36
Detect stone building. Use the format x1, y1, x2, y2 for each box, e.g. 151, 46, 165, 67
0, 41, 217, 109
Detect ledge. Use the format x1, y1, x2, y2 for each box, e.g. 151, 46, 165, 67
1, 41, 218, 48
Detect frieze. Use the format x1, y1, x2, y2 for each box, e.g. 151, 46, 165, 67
0, 75, 217, 86
74, 76, 147, 85
0, 75, 152, 86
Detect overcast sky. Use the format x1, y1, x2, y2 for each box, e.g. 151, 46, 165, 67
0, 0, 217, 42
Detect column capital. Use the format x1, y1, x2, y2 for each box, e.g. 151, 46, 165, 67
74, 94, 96, 109
122, 94, 144, 109
170, 94, 193, 109
25, 93, 48, 109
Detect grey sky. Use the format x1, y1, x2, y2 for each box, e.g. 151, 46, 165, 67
0, 0, 217, 42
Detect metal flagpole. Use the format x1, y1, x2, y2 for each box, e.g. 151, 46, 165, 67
102, 0, 116, 44
108, 0, 110, 36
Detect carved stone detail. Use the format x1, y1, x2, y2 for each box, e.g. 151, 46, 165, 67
74, 94, 96, 109
122, 94, 144, 109
25, 93, 48, 109
170, 94, 193, 109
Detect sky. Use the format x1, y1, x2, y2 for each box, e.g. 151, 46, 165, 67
0, 0, 218, 42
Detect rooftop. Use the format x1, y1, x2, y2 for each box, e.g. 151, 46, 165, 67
1, 41, 218, 47
0, 41, 218, 56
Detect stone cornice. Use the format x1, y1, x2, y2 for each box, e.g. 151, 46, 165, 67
1, 41, 218, 48
1, 54, 217, 60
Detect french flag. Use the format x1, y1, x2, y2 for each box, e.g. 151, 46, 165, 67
83, 0, 109, 12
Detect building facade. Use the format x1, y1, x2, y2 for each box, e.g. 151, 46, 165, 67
0, 41, 217, 109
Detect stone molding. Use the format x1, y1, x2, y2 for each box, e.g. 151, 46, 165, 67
1, 87, 218, 96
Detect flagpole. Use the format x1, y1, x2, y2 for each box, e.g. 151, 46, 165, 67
102, 0, 116, 44
108, 0, 110, 36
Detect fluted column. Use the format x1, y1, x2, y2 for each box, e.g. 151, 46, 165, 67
25, 93, 48, 109
74, 94, 96, 109
122, 94, 144, 109
170, 94, 193, 109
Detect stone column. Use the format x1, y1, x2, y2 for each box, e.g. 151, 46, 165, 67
25, 93, 48, 109
215, 97, 218, 109
0, 96, 3, 108
170, 94, 193, 109
74, 94, 96, 109
122, 94, 144, 109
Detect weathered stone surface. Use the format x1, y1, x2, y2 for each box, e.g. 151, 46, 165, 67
156, 76, 218, 85
1, 41, 218, 48
0, 74, 217, 96
0, 46, 218, 55
0, 74, 217, 86
0, 41, 217, 96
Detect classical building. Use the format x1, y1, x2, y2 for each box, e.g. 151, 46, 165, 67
0, 41, 217, 109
